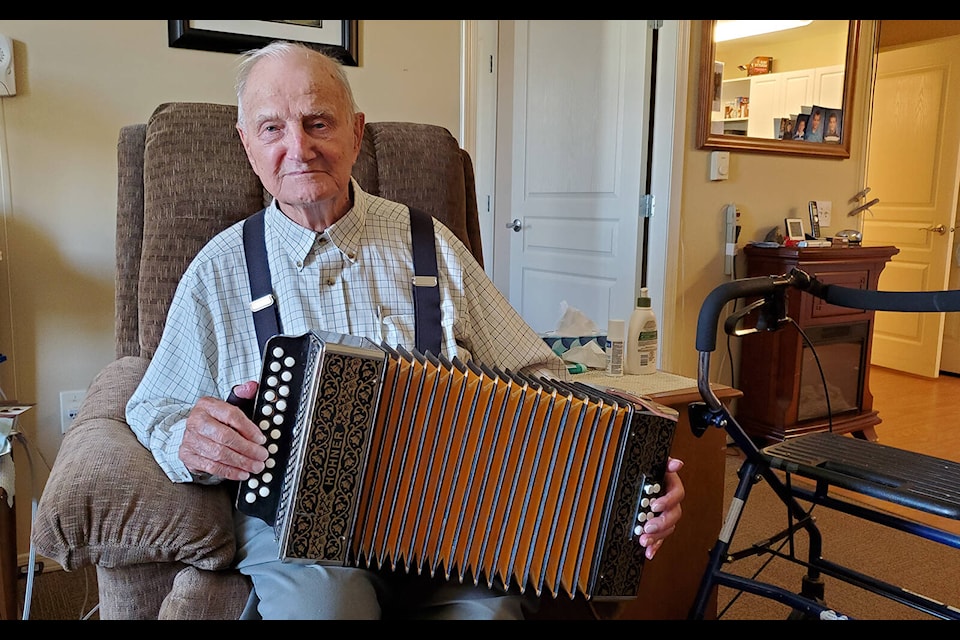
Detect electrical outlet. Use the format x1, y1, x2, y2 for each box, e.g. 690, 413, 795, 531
59, 389, 86, 434
816, 200, 832, 227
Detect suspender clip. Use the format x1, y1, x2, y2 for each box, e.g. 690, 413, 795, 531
412, 276, 438, 288
250, 294, 275, 313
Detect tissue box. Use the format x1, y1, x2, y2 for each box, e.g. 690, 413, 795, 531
540, 333, 607, 357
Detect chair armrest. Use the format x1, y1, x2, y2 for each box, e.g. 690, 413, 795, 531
32, 357, 237, 571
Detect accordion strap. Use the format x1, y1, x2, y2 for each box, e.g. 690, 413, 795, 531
241, 206, 442, 357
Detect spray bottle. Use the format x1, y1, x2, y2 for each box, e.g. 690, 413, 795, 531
625, 288, 658, 375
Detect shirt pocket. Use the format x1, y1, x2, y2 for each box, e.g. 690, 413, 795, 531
380, 313, 416, 348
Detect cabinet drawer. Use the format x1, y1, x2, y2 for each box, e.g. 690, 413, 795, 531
802, 269, 869, 321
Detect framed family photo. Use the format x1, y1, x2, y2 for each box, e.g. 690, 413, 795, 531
824, 108, 843, 143
168, 20, 358, 66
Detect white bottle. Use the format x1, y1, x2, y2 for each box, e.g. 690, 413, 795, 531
605, 319, 625, 377
625, 288, 658, 375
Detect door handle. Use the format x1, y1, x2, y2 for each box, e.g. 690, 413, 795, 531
921, 224, 947, 235
505, 218, 522, 232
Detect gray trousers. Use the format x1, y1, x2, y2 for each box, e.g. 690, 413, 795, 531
234, 511, 539, 620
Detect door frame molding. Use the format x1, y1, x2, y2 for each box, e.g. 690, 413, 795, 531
462, 20, 690, 372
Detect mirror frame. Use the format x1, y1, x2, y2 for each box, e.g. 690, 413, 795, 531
696, 20, 861, 159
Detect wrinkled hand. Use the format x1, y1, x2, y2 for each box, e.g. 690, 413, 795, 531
179, 381, 268, 481
637, 457, 685, 560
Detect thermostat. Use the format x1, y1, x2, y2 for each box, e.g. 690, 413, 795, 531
710, 151, 729, 181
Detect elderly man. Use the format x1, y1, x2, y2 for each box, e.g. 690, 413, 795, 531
127, 41, 686, 620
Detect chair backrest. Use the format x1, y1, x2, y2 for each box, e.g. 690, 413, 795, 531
115, 102, 482, 360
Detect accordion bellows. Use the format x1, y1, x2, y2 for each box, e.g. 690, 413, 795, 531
236, 331, 677, 601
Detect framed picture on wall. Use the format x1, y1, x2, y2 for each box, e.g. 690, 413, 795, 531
168, 20, 358, 66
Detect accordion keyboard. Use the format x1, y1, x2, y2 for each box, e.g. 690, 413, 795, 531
235, 334, 321, 524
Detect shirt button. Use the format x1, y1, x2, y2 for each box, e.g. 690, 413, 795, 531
318, 236, 328, 244
296, 260, 304, 268
326, 278, 335, 286
346, 251, 356, 260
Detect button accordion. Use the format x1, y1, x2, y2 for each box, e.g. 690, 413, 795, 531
235, 330, 677, 601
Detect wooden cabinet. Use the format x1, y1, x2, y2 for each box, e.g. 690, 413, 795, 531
737, 245, 899, 445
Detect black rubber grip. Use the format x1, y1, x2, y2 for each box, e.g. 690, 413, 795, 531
226, 389, 255, 417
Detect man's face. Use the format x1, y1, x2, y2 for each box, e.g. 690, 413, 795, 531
237, 50, 364, 214
812, 113, 821, 129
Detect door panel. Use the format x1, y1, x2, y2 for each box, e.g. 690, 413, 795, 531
496, 20, 651, 334
866, 37, 960, 376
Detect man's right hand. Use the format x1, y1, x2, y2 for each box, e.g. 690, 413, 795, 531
180, 380, 269, 481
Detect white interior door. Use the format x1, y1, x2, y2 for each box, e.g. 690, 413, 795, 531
865, 36, 960, 377
492, 20, 652, 335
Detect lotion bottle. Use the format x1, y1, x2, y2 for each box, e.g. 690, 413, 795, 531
625, 288, 658, 375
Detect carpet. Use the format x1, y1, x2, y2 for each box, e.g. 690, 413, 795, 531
716, 445, 960, 620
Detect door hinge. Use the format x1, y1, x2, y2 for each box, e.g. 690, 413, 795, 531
641, 194, 655, 218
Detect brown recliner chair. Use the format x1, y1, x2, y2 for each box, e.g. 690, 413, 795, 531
29, 102, 487, 619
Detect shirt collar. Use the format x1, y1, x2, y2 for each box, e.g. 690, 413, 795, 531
265, 178, 370, 264
325, 178, 368, 263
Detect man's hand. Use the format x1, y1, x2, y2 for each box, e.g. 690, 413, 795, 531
637, 457, 685, 560
180, 381, 268, 481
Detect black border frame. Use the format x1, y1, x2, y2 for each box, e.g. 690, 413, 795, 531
168, 20, 358, 66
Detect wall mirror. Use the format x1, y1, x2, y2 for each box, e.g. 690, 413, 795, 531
697, 20, 861, 159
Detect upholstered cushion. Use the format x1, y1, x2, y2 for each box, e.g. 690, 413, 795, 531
158, 566, 252, 620
31, 356, 237, 571
358, 122, 476, 260
138, 103, 266, 360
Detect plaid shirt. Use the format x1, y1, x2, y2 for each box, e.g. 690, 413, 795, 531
127, 180, 566, 482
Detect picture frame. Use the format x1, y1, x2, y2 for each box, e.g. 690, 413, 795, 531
168, 20, 358, 66
805, 106, 827, 143
824, 108, 843, 143
791, 113, 809, 141
785, 217, 806, 241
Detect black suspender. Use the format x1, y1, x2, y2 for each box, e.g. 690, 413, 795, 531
407, 207, 442, 356
241, 207, 443, 357
242, 209, 281, 356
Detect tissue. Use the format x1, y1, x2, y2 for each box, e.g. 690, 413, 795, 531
553, 301, 600, 336
540, 301, 607, 368
559, 340, 609, 369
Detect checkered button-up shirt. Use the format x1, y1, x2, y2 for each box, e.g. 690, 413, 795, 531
127, 179, 566, 482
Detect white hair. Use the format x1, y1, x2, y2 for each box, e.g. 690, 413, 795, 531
235, 41, 359, 128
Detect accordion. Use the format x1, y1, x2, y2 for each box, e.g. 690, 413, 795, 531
235, 330, 677, 601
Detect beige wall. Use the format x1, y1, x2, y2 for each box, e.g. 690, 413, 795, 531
0, 19, 462, 557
